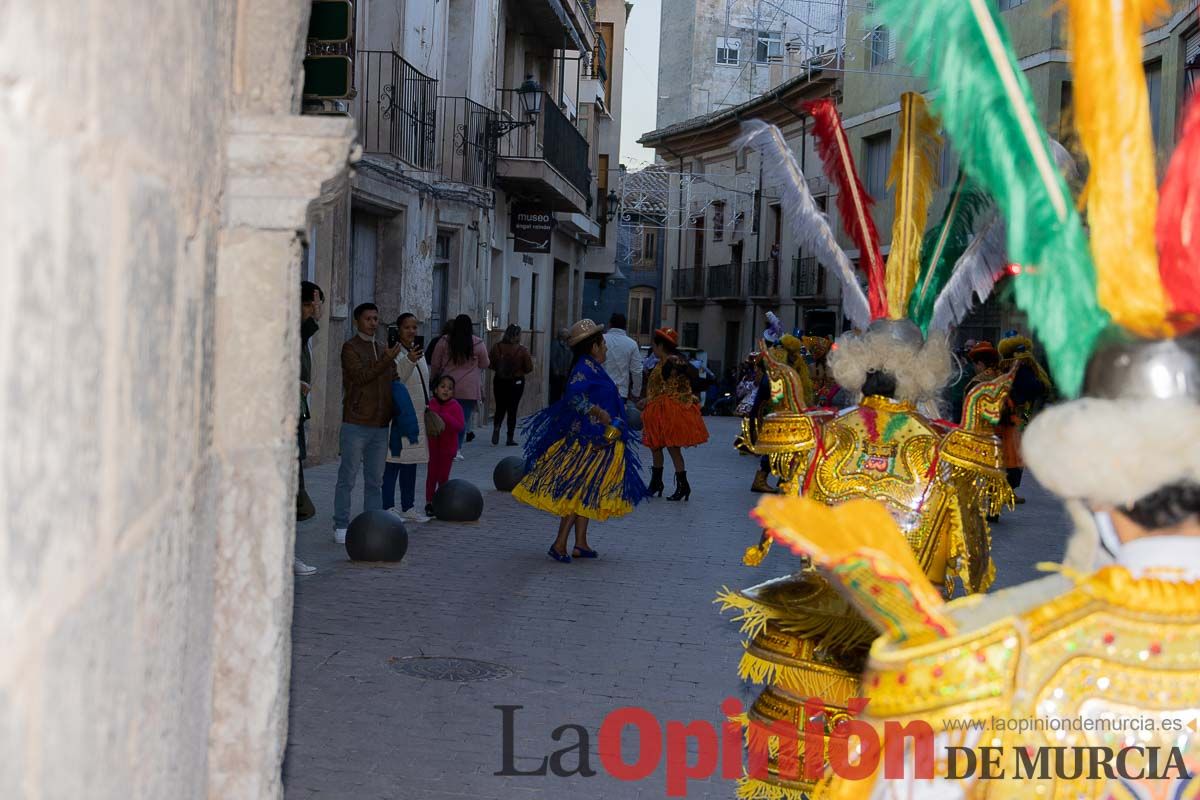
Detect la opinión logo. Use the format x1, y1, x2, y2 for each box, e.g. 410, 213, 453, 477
495, 699, 1193, 796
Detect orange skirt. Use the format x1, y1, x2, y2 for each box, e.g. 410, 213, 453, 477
1000, 423, 1023, 469
642, 396, 709, 449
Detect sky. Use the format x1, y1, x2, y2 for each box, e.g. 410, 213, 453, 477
619, 0, 662, 168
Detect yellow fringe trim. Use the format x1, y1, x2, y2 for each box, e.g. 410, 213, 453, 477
736, 775, 813, 800
715, 588, 778, 638
736, 650, 860, 698
511, 438, 634, 522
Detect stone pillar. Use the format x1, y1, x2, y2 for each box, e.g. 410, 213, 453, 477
207, 114, 355, 800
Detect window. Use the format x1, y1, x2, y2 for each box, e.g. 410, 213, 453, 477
998, 0, 1028, 9
431, 232, 452, 338
691, 213, 705, 268
716, 37, 741, 66
755, 31, 783, 63
869, 26, 893, 70
627, 287, 657, 344
1145, 60, 1162, 149
682, 322, 700, 349
637, 228, 660, 267
712, 201, 725, 242
735, 146, 747, 171
863, 132, 893, 200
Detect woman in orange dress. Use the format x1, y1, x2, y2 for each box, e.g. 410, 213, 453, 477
639, 327, 709, 501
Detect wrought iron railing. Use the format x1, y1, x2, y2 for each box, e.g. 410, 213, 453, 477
707, 263, 745, 299
672, 268, 704, 299
435, 96, 497, 188
748, 259, 779, 297
793, 256, 821, 297
495, 89, 591, 198
357, 50, 437, 170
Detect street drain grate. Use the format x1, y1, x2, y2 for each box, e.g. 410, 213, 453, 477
388, 656, 514, 682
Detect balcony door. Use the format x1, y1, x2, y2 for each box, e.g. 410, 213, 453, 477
627, 287, 656, 346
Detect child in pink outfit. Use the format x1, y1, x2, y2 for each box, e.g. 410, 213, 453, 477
425, 375, 465, 513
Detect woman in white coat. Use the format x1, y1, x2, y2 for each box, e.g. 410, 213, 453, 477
383, 313, 431, 523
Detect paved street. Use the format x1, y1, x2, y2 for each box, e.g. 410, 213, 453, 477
284, 416, 1071, 800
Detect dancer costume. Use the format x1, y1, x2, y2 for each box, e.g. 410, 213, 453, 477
642, 328, 709, 450
757, 0, 1200, 797
717, 94, 1021, 800
514, 321, 647, 521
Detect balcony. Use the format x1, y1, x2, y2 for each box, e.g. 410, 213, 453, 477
494, 89, 591, 213
793, 256, 824, 298
707, 263, 747, 304
526, 0, 596, 53
748, 259, 780, 302
434, 96, 498, 189
356, 50, 437, 171
672, 268, 705, 306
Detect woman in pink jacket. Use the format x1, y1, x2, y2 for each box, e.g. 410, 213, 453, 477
430, 314, 490, 456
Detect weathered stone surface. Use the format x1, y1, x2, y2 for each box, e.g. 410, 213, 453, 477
0, 1, 353, 798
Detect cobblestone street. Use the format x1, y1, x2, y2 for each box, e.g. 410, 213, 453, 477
284, 417, 1072, 799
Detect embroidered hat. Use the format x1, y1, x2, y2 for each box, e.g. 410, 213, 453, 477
565, 318, 604, 347
653, 327, 679, 347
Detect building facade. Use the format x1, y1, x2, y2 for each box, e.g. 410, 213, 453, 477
640, 70, 845, 379
837, 0, 1199, 344
302, 0, 627, 462
656, 0, 844, 128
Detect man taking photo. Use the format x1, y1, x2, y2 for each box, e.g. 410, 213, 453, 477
333, 302, 401, 543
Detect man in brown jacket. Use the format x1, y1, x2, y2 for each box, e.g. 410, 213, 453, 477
333, 302, 401, 542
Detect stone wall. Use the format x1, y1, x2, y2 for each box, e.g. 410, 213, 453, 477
0, 1, 354, 798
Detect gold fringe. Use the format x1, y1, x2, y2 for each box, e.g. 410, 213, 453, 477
736, 650, 860, 698
736, 775, 812, 800
715, 588, 777, 638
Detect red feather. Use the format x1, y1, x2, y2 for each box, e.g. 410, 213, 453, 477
803, 98, 887, 319
1157, 95, 1200, 325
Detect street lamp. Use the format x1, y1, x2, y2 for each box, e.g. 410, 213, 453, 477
490, 75, 543, 138
604, 189, 620, 222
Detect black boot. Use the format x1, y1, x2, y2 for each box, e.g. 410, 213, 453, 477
647, 467, 665, 497
667, 471, 691, 502
492, 426, 501, 446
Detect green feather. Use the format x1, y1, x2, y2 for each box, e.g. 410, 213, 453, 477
908, 169, 992, 334
873, 0, 1107, 397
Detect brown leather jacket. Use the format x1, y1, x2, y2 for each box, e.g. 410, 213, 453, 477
341, 336, 397, 427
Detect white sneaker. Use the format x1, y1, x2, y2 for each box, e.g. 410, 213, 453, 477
455, 452, 465, 461
402, 507, 431, 524
333, 528, 347, 544
293, 558, 317, 576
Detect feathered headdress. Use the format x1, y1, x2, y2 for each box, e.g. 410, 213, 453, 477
739, 92, 1012, 346
873, 0, 1200, 395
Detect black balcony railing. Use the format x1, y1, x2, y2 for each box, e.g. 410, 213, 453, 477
707, 263, 745, 299
793, 256, 821, 297
495, 89, 590, 198
672, 268, 704, 299
748, 259, 779, 298
435, 96, 497, 188
357, 50, 437, 170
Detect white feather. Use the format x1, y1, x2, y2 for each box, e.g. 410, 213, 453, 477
927, 139, 1075, 333
928, 213, 1007, 332
735, 120, 872, 330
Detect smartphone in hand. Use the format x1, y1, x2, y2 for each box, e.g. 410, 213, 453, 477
412, 335, 425, 350
387, 325, 400, 347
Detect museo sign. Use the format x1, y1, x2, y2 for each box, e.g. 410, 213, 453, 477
512, 205, 553, 253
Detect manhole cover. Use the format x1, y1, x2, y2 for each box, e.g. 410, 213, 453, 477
388, 656, 514, 682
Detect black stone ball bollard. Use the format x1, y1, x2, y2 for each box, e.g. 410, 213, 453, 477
345, 509, 409, 562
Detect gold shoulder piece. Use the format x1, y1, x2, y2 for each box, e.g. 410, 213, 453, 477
753, 496, 956, 644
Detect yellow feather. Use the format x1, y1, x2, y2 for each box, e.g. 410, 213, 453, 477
1065, 0, 1170, 335
885, 93, 942, 318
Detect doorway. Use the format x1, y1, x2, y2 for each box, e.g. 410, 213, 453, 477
431, 232, 451, 338
349, 211, 380, 337
724, 321, 741, 381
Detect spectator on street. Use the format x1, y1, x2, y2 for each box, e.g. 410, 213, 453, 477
333, 302, 401, 544
430, 313, 489, 459
602, 313, 642, 403
382, 312, 432, 524
295, 281, 323, 577
488, 324, 534, 446
425, 375, 465, 517
548, 328, 572, 404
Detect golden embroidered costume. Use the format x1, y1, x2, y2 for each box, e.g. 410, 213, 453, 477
747, 0, 1200, 795
721, 92, 1023, 799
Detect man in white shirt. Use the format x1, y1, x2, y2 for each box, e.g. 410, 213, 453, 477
602, 313, 643, 402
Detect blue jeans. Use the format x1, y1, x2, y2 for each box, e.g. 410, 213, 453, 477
333, 423, 390, 529
382, 462, 417, 512
457, 399, 477, 450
